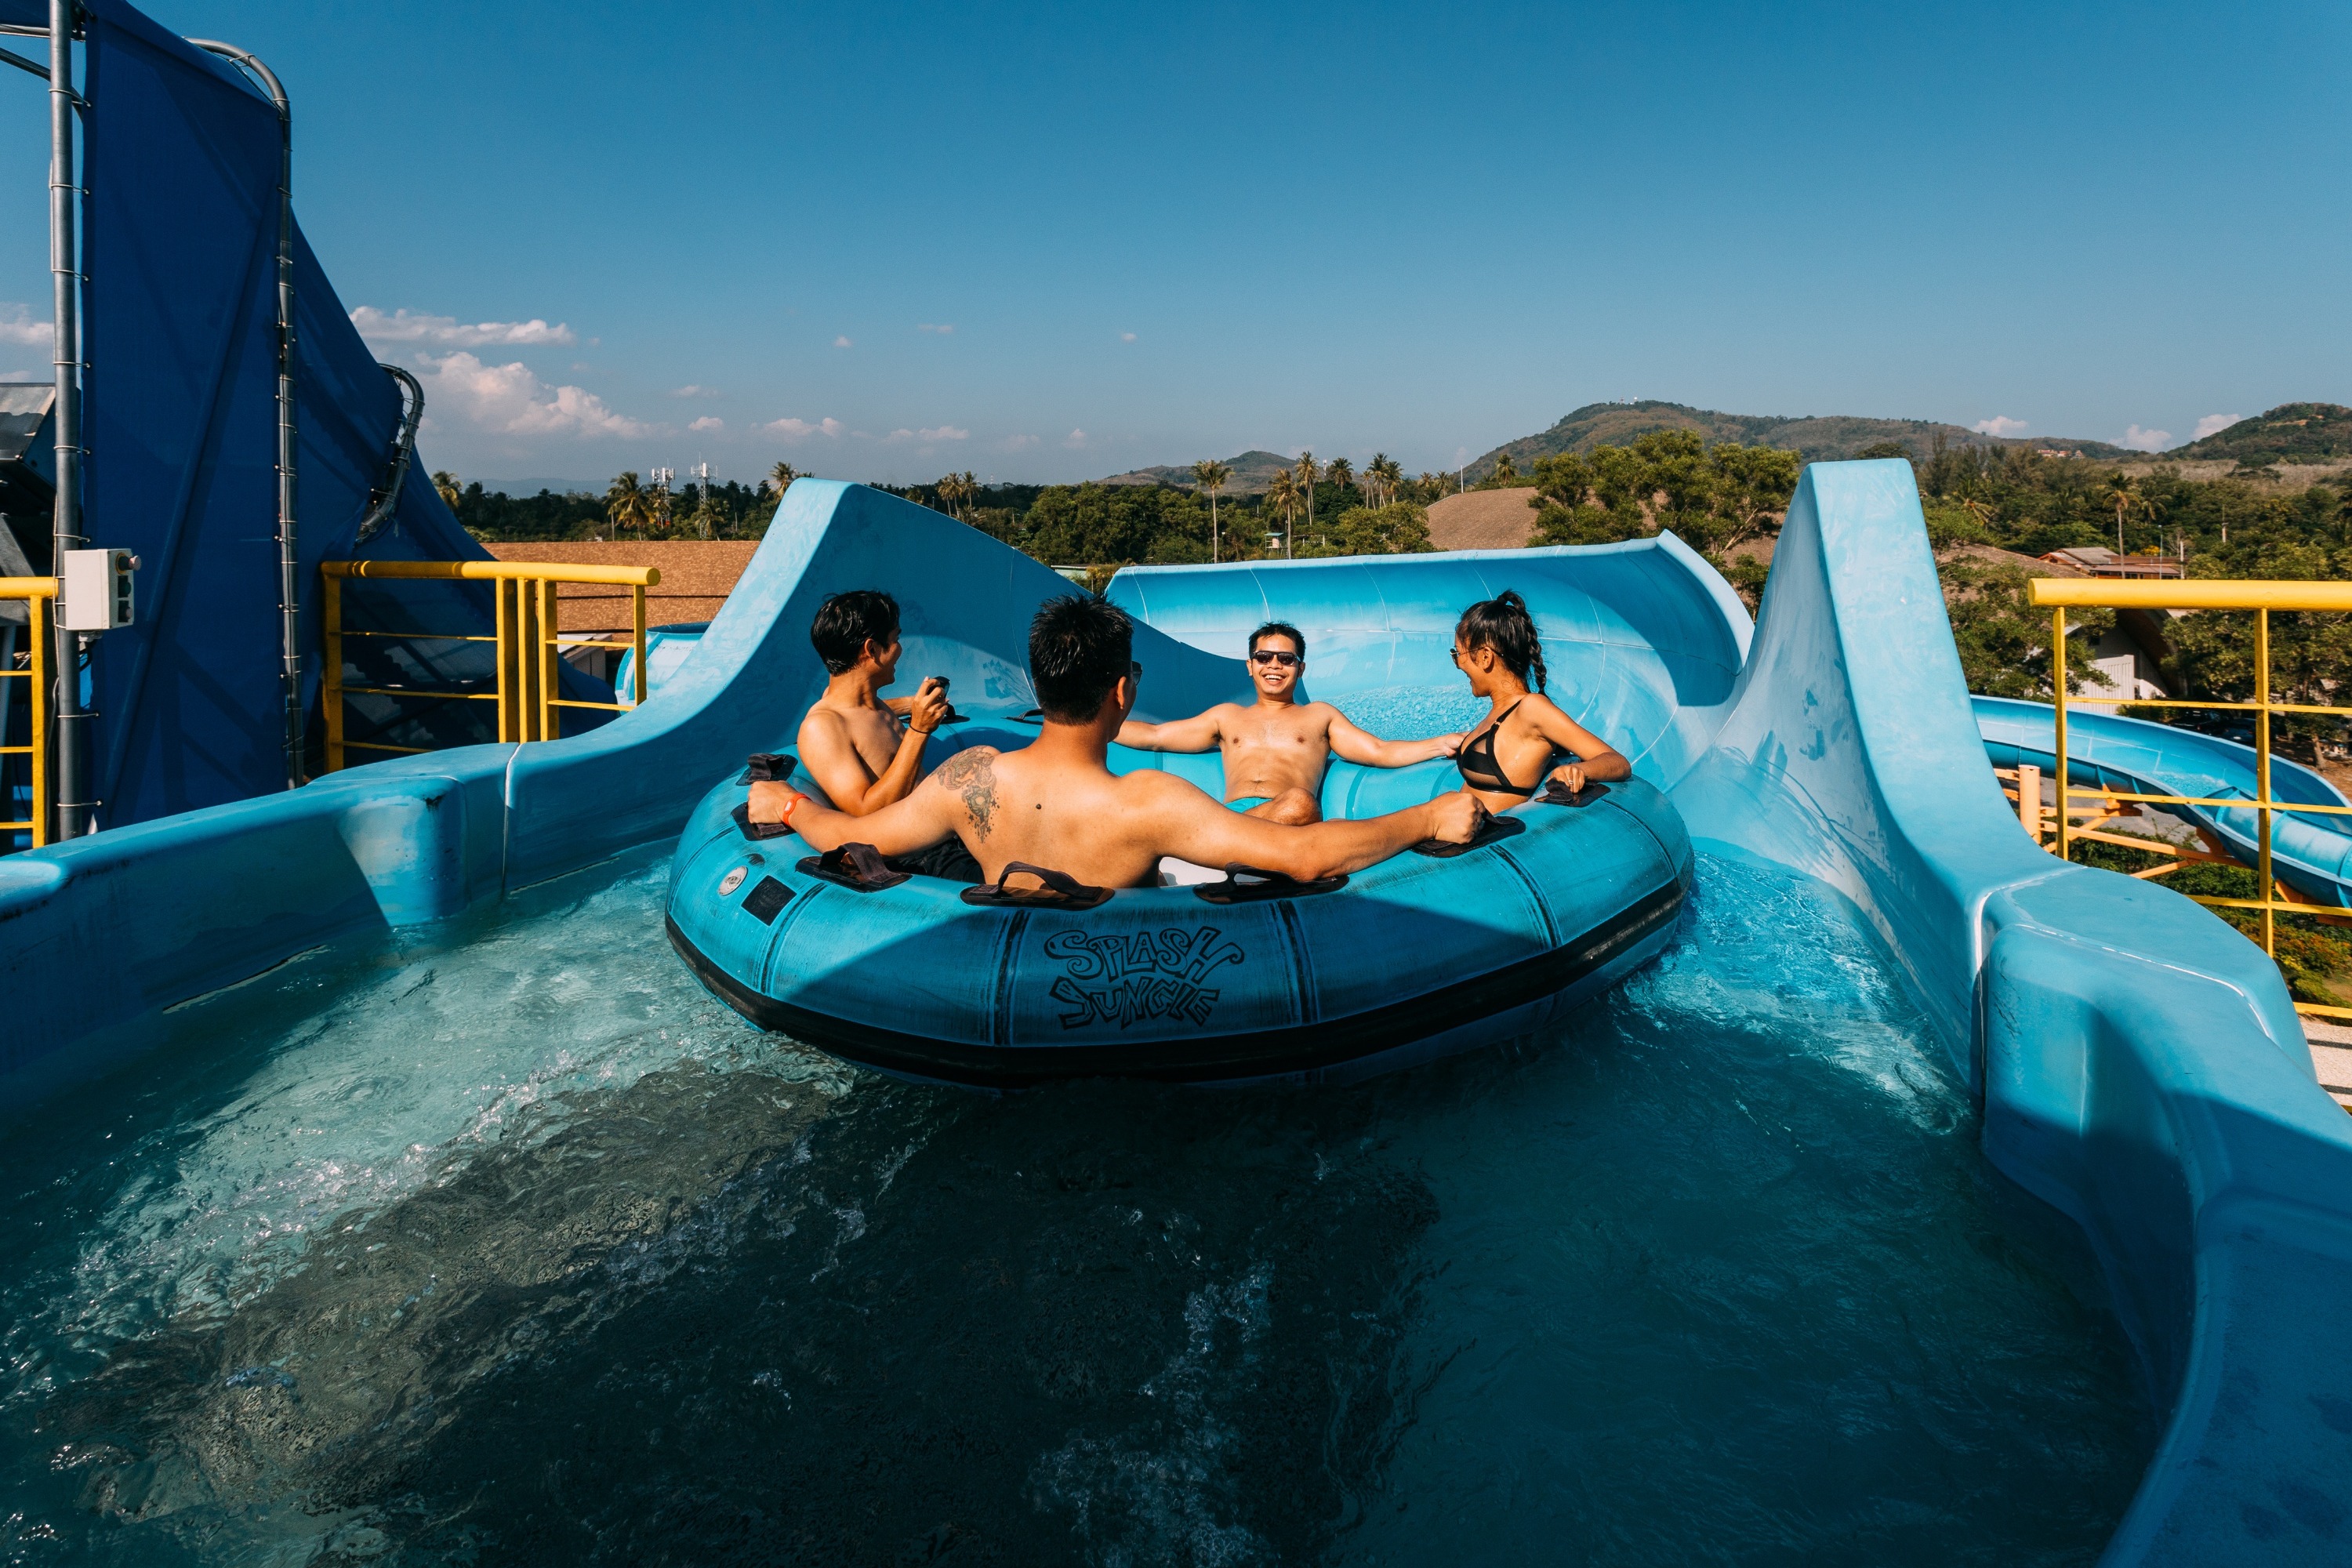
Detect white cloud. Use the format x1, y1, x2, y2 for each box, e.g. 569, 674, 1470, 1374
672, 384, 721, 399
1972, 416, 2030, 437
883, 424, 972, 445
1004, 434, 1040, 450
917, 323, 954, 335
833, 336, 853, 348
768, 416, 845, 441
352, 306, 577, 347
1119, 332, 1137, 343
0, 303, 48, 346
2121, 424, 2172, 452
2195, 412, 2244, 440
413, 351, 652, 438
689, 416, 725, 432
1062, 429, 1089, 448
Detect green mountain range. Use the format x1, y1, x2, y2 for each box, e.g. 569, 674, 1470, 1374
2167, 403, 2352, 463
1097, 449, 1301, 495
1463, 400, 2136, 479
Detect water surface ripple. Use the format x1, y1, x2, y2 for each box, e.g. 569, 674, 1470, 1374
0, 848, 2152, 1566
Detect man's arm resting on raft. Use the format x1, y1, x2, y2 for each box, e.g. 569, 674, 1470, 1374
1115, 706, 1225, 753
1324, 707, 1463, 768
796, 706, 938, 818
1136, 772, 1483, 880
748, 757, 971, 855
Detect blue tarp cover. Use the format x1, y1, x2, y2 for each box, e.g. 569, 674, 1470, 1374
78, 0, 606, 826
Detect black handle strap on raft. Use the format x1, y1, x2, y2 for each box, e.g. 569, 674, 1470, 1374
739, 752, 796, 784
797, 842, 911, 893
1541, 779, 1611, 808
731, 802, 795, 841
1192, 863, 1348, 905
1412, 812, 1527, 858
959, 861, 1113, 910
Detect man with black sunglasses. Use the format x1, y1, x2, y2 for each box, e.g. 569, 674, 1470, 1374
1116, 622, 1462, 824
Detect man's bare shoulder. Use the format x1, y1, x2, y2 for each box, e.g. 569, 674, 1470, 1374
1114, 766, 1218, 805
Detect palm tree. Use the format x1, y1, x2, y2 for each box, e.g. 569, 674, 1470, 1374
1294, 452, 1318, 557
1326, 456, 1355, 499
604, 470, 649, 541
2105, 472, 2137, 554
1369, 453, 1402, 506
1265, 470, 1301, 559
432, 470, 463, 511
933, 471, 967, 520
1192, 459, 1232, 562
770, 459, 799, 497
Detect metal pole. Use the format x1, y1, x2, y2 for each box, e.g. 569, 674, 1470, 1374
48, 0, 91, 840
2052, 607, 2069, 862
191, 41, 298, 789
2256, 608, 2274, 958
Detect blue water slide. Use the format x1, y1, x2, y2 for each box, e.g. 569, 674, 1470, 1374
1974, 694, 2352, 905
3, 467, 2352, 1561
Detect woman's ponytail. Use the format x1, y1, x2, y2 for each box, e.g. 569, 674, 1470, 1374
1455, 589, 1547, 692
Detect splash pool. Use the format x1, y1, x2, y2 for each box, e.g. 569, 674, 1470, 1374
0, 845, 2151, 1565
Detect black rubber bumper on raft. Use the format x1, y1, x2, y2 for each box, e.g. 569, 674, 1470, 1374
666, 878, 1685, 1087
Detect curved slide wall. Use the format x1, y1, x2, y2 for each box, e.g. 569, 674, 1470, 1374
2, 468, 2352, 1559
1976, 694, 2352, 906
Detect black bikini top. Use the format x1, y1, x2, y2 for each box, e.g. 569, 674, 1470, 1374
1457, 700, 1544, 798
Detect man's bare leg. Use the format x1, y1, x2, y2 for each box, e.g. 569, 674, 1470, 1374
1245, 786, 1320, 826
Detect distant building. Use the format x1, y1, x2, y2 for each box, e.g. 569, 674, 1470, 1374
2036, 448, 2085, 459
2039, 546, 2183, 580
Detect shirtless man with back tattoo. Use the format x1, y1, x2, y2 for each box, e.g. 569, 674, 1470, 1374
751, 597, 1482, 887
1114, 621, 1461, 824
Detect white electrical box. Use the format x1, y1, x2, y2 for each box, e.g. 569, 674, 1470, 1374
60, 548, 139, 632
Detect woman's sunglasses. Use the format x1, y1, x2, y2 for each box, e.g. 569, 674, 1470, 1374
1250, 650, 1302, 668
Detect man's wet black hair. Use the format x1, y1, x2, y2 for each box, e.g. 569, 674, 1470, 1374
1029, 593, 1135, 723
810, 589, 900, 674
1248, 622, 1306, 660
1456, 590, 1548, 691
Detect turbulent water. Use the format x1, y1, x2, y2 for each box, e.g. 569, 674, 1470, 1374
0, 844, 2153, 1566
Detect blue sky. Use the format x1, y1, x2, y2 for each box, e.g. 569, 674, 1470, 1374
1, 2, 2346, 486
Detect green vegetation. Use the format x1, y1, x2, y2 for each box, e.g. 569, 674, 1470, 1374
1521, 430, 1802, 603
2169, 403, 2352, 466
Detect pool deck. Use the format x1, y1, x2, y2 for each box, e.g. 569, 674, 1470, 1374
2303, 1016, 2352, 1108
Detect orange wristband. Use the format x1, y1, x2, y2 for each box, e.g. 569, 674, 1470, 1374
760, 786, 809, 829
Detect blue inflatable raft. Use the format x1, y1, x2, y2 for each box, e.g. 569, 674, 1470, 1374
665, 726, 1695, 1087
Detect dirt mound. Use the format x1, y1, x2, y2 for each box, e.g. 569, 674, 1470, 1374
1427, 488, 1539, 551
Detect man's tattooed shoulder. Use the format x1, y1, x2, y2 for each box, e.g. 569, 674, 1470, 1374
931, 747, 1001, 840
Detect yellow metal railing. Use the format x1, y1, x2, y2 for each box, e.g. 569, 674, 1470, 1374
0, 576, 53, 849
2031, 576, 2352, 1018
320, 560, 658, 771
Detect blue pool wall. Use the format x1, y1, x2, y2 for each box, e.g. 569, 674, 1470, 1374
3, 466, 2352, 1561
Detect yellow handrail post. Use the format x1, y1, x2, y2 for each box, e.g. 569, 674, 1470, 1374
322, 570, 344, 772
2256, 607, 2274, 958
28, 590, 49, 848
2052, 606, 2069, 862
494, 577, 517, 744
538, 575, 559, 742
632, 583, 648, 708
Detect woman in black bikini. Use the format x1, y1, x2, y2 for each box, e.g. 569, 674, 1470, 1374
1450, 590, 1632, 810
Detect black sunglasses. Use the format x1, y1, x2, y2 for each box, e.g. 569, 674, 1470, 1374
1250, 650, 1302, 667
